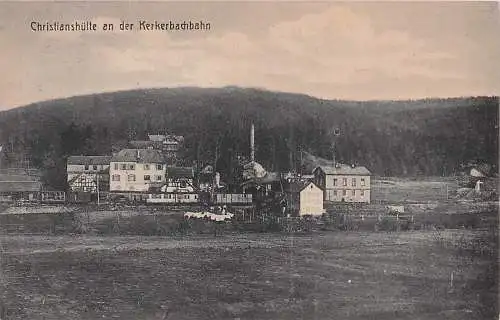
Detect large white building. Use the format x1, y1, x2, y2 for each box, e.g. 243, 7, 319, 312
313, 164, 371, 203
109, 149, 165, 193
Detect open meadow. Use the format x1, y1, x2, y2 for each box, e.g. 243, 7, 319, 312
0, 175, 497, 320
371, 176, 460, 203
0, 228, 497, 320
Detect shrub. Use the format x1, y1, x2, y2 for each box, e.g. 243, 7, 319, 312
375, 217, 398, 232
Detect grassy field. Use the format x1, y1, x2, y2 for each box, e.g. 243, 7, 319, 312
0, 229, 497, 320
0, 176, 497, 319
371, 176, 460, 203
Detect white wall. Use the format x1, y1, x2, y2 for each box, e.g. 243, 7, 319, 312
299, 183, 324, 216
325, 189, 371, 203
67, 164, 109, 181
109, 162, 165, 192
324, 175, 371, 203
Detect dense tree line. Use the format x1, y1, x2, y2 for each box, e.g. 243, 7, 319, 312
0, 87, 497, 189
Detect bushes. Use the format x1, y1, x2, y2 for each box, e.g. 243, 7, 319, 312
374, 216, 413, 232
322, 213, 362, 231
375, 217, 398, 232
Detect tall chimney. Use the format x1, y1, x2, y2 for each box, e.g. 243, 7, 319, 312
250, 123, 255, 162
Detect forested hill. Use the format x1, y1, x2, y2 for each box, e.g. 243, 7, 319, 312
0, 87, 497, 189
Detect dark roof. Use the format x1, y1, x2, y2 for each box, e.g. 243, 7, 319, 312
0, 181, 42, 193
68, 173, 98, 185
284, 180, 320, 193
67, 156, 112, 165
314, 164, 371, 176
166, 166, 194, 178
111, 149, 165, 163
68, 173, 83, 185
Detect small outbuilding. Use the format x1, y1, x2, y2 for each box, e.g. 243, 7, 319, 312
284, 180, 324, 217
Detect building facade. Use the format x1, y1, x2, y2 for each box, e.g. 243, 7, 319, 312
313, 164, 371, 203
67, 156, 111, 193
285, 180, 324, 216
109, 149, 166, 193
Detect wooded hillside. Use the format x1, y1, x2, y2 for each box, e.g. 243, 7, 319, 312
0, 87, 497, 189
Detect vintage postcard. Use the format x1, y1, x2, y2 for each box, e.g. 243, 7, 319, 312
0, 1, 498, 319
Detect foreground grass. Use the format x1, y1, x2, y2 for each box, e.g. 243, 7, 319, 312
0, 230, 496, 320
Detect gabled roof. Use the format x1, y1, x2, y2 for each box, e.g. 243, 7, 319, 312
166, 166, 194, 178
68, 173, 100, 185
67, 155, 112, 165
68, 173, 83, 185
111, 149, 165, 163
285, 180, 321, 193
314, 164, 371, 176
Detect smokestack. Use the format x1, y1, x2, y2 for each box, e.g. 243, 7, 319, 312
250, 123, 255, 162
215, 172, 221, 188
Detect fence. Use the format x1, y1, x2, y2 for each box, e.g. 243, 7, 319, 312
214, 193, 253, 205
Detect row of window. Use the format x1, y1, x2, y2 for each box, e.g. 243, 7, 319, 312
333, 189, 366, 197
112, 163, 164, 171
333, 177, 366, 187
111, 174, 163, 182
150, 194, 197, 200
84, 165, 99, 171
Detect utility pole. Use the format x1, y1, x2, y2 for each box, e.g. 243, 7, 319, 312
96, 172, 100, 207
299, 147, 303, 176
250, 123, 255, 163
331, 142, 336, 166
211, 139, 220, 204
331, 128, 340, 166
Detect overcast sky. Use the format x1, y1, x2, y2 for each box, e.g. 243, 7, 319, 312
0, 1, 499, 109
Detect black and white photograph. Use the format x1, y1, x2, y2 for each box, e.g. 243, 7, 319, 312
0, 1, 498, 319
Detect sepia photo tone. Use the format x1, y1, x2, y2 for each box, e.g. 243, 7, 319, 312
0, 1, 499, 319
